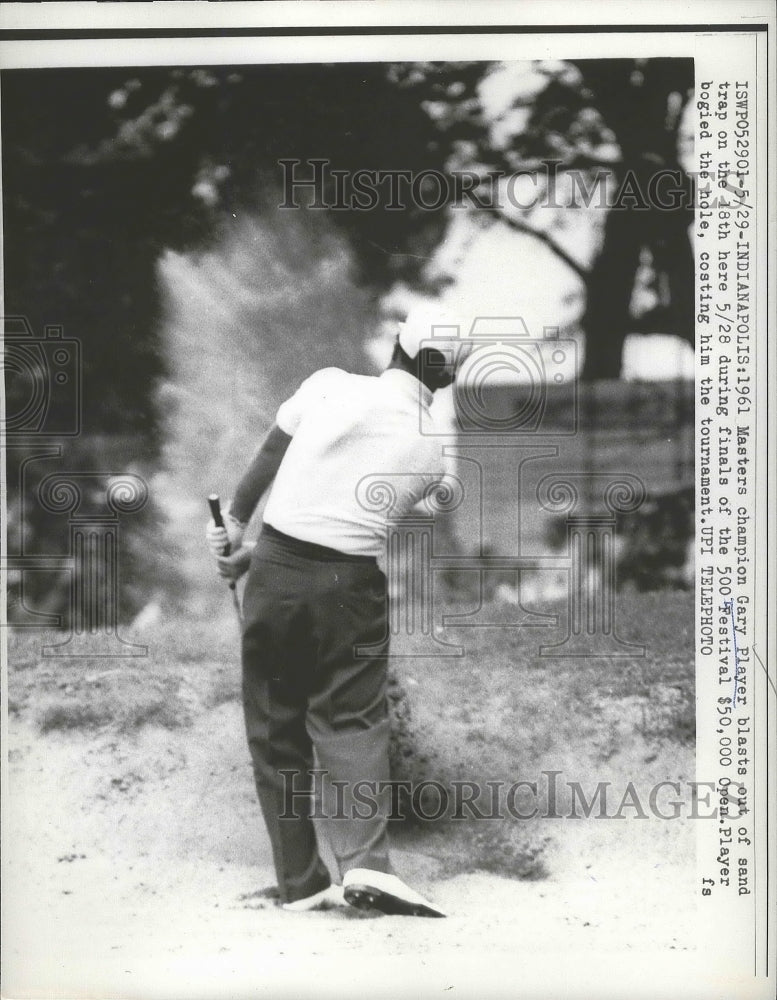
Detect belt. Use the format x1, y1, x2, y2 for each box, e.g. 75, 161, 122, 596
261, 522, 379, 566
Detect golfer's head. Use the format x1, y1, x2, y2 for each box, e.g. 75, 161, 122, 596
396, 303, 469, 391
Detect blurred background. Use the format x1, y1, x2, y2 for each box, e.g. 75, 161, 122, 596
2, 58, 695, 627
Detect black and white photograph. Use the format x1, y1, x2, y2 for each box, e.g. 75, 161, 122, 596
1, 3, 774, 998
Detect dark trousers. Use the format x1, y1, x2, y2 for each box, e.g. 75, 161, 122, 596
241, 524, 393, 903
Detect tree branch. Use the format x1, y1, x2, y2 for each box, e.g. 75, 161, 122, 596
484, 207, 590, 283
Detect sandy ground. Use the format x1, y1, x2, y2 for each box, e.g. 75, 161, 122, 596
2, 698, 704, 1000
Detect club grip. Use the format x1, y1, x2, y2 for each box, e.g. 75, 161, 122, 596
208, 493, 237, 591
208, 493, 230, 556
208, 494, 225, 528
208, 493, 232, 558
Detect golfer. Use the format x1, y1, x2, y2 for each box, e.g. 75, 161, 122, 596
206, 306, 464, 917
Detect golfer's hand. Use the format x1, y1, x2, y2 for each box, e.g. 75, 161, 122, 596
205, 506, 245, 558
215, 545, 253, 582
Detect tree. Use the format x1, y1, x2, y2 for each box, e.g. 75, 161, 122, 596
3, 63, 450, 422
387, 57, 695, 378
569, 59, 694, 378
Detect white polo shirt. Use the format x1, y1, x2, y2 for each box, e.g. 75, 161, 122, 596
263, 367, 446, 558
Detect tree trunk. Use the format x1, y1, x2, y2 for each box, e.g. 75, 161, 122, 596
580, 188, 643, 379
575, 58, 694, 380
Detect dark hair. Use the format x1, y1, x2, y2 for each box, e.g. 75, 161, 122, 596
390, 337, 414, 367
387, 335, 453, 392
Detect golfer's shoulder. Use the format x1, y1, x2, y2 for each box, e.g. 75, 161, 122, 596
286, 366, 352, 402
303, 368, 384, 401
298, 366, 351, 390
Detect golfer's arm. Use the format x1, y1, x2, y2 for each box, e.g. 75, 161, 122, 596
229, 423, 292, 524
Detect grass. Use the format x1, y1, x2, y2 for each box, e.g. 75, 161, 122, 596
35, 672, 190, 734
6, 620, 240, 734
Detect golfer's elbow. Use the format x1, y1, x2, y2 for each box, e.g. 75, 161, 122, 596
230, 424, 292, 522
